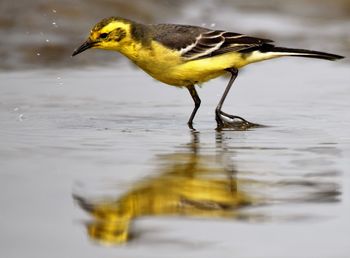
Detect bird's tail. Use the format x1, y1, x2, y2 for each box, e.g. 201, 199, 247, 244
262, 45, 344, 61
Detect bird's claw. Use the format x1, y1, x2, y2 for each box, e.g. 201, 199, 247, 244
215, 111, 260, 130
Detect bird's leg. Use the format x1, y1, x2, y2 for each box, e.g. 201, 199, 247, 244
215, 68, 258, 129
187, 85, 201, 130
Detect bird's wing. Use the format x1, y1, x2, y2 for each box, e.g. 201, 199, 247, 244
151, 24, 210, 51
182, 30, 274, 60
152, 24, 273, 60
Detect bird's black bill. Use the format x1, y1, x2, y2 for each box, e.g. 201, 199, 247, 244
72, 40, 94, 56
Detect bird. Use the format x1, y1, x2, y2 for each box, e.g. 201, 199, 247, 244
72, 17, 344, 130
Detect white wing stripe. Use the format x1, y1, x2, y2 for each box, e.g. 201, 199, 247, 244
181, 31, 226, 59
179, 35, 202, 54
183, 40, 224, 59
180, 30, 263, 60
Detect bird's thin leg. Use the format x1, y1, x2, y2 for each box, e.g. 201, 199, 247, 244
187, 85, 201, 130
215, 68, 256, 129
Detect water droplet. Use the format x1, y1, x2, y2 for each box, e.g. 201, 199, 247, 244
14, 107, 19, 112
210, 23, 216, 28
52, 9, 57, 13
18, 114, 24, 121
45, 39, 50, 43
36, 53, 41, 56
57, 76, 63, 86
52, 21, 58, 27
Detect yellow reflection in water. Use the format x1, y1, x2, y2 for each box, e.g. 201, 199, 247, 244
74, 131, 340, 245
74, 132, 254, 245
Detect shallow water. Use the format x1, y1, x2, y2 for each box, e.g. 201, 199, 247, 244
1, 58, 349, 257
1, 0, 350, 257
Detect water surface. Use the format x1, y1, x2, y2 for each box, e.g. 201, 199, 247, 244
1, 60, 349, 258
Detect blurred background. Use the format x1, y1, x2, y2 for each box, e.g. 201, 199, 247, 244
1, 0, 349, 70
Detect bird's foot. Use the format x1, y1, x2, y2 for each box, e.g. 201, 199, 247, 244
215, 111, 261, 130
187, 121, 196, 131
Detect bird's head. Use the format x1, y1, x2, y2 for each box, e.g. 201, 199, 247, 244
72, 17, 132, 56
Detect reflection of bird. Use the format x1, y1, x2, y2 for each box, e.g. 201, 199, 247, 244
73, 132, 253, 245
73, 131, 341, 245
72, 17, 344, 129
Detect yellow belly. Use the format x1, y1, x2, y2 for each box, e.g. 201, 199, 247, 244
120, 41, 270, 87
147, 66, 227, 87
145, 52, 247, 87
165, 52, 248, 86
134, 53, 246, 87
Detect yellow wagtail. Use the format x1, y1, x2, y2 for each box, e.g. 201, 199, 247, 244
72, 17, 344, 129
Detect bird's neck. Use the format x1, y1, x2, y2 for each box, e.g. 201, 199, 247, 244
117, 41, 144, 61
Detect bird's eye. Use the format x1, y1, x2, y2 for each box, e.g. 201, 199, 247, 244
100, 33, 108, 39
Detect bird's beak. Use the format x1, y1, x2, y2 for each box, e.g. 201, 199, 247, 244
72, 39, 95, 56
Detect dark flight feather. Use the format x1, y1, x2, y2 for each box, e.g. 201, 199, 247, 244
150, 23, 343, 61
151, 24, 273, 60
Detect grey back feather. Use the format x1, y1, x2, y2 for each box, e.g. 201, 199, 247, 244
150, 24, 273, 60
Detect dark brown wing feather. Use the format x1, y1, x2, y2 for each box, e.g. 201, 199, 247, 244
151, 24, 273, 60
181, 30, 225, 59
151, 24, 210, 50
211, 32, 273, 56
